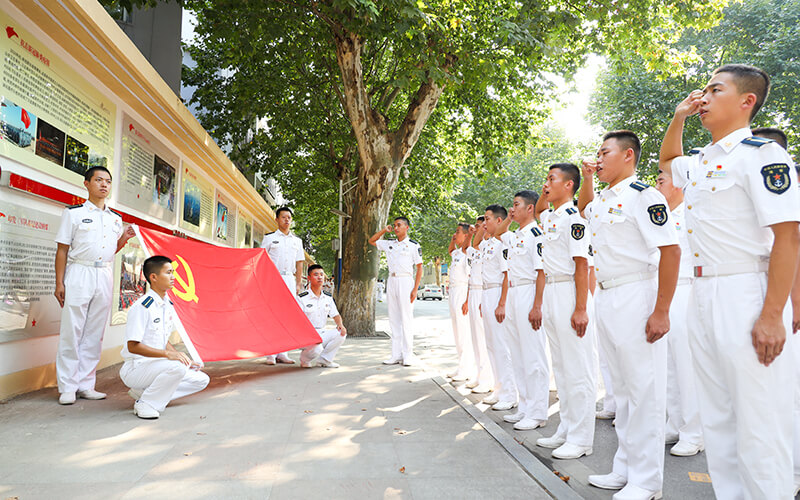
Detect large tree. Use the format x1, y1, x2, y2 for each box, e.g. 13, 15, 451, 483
183, 0, 723, 335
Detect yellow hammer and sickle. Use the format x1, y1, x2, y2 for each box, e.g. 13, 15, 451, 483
171, 254, 199, 303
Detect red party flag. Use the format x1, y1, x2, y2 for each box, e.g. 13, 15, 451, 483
134, 226, 320, 362
20, 108, 30, 129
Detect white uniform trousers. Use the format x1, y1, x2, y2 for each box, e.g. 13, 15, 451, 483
689, 273, 793, 500
595, 278, 666, 492
448, 285, 474, 377
480, 287, 517, 403
543, 281, 597, 447
467, 288, 493, 388
665, 283, 703, 445
300, 329, 346, 364
597, 336, 617, 414
387, 275, 415, 361
793, 330, 800, 490
506, 284, 549, 420
56, 264, 113, 394
120, 358, 210, 412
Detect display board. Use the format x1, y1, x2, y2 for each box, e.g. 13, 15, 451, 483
214, 189, 236, 245
237, 211, 252, 248
179, 164, 214, 239
0, 11, 115, 185
111, 236, 147, 326
118, 114, 179, 223
253, 223, 266, 248
0, 200, 62, 343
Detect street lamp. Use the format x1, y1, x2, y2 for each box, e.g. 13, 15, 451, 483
331, 178, 356, 293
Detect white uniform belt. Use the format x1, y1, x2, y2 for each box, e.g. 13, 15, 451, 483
545, 274, 573, 284
598, 271, 656, 290
69, 259, 112, 268
450, 282, 469, 288
390, 272, 412, 277
279, 272, 295, 276
693, 261, 768, 278
483, 282, 502, 290
509, 278, 534, 287
468, 284, 483, 290
676, 277, 694, 286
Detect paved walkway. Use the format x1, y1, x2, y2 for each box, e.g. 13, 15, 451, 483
0, 302, 552, 499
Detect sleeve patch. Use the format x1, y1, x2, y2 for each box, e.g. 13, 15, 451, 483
761, 163, 791, 194
742, 136, 774, 147
565, 207, 577, 215
588, 244, 594, 256
570, 223, 585, 240
142, 296, 154, 308
647, 204, 669, 226
536, 242, 542, 257
630, 181, 649, 192
502, 249, 508, 260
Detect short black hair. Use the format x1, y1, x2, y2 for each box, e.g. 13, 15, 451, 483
714, 64, 770, 121
84, 166, 111, 182
548, 163, 581, 194
394, 216, 410, 227
308, 264, 324, 275
275, 206, 293, 218
143, 255, 172, 286
456, 223, 470, 233
752, 127, 787, 150
514, 190, 539, 206
485, 204, 507, 219
603, 130, 641, 164
476, 215, 485, 222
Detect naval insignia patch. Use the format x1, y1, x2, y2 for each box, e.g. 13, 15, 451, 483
647, 204, 668, 226
537, 242, 542, 256
761, 163, 791, 194
588, 244, 594, 257
502, 249, 508, 259
571, 223, 585, 240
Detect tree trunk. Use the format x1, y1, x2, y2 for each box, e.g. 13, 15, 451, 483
434, 256, 442, 286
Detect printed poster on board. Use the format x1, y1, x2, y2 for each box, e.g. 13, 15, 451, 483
214, 190, 237, 245
179, 164, 214, 239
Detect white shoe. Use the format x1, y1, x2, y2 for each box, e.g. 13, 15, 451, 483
276, 355, 295, 364
552, 442, 593, 459
264, 355, 277, 365
471, 384, 492, 394
382, 358, 402, 365
588, 472, 627, 490
450, 373, 468, 381
794, 483, 800, 497
133, 400, 160, 419
596, 409, 616, 420
402, 358, 415, 367
446, 370, 459, 378
77, 389, 106, 400
664, 432, 679, 445
465, 379, 480, 389
317, 360, 340, 368
481, 394, 499, 405
670, 440, 704, 457
537, 434, 567, 449
491, 401, 517, 411
502, 411, 525, 423
513, 418, 546, 430
300, 361, 313, 368
58, 392, 76, 405
612, 484, 662, 500
127, 388, 143, 400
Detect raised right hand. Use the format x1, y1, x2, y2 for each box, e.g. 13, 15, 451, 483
580, 160, 597, 178
385, 225, 393, 232
675, 89, 703, 119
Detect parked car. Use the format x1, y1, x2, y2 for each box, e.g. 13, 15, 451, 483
417, 285, 444, 300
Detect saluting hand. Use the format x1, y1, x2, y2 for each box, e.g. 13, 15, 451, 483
580, 160, 597, 178
468, 225, 476, 235
675, 89, 703, 119
385, 225, 393, 233
645, 310, 670, 343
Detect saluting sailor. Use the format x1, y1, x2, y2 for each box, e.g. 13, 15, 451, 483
369, 217, 423, 366
446, 224, 474, 381
260, 206, 305, 364
54, 166, 135, 405
298, 264, 347, 368
463, 217, 494, 394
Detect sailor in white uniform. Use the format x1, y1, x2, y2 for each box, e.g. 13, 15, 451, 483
298, 265, 347, 368
446, 224, 474, 381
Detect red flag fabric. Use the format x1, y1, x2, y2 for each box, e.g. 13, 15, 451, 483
20, 108, 30, 129
135, 226, 320, 362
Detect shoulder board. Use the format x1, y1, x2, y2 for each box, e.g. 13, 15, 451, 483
67, 204, 83, 209
298, 291, 309, 297
168, 299, 173, 305
688, 148, 701, 155
629, 181, 649, 192
565, 207, 577, 215
530, 227, 543, 237
408, 239, 419, 245
742, 136, 774, 147
323, 291, 332, 297
265, 231, 276, 235
142, 296, 154, 308
109, 208, 123, 218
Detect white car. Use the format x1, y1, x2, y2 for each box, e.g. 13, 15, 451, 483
417, 285, 444, 301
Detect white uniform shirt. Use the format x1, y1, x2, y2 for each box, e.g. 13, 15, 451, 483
376, 237, 423, 276
466, 239, 487, 287
499, 221, 543, 283
298, 289, 340, 330
480, 236, 508, 286
585, 176, 678, 283
671, 203, 693, 279
121, 289, 176, 360
261, 230, 304, 275
449, 248, 470, 287
55, 201, 123, 264
540, 203, 591, 276
671, 128, 800, 267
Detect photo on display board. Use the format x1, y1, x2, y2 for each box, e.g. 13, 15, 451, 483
0, 97, 36, 151
88, 150, 107, 169
216, 201, 228, 240
183, 181, 202, 227
153, 155, 176, 211
34, 118, 65, 166
118, 251, 146, 311
64, 135, 89, 176
245, 222, 252, 247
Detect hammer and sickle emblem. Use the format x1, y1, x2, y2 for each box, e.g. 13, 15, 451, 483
171, 254, 199, 303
